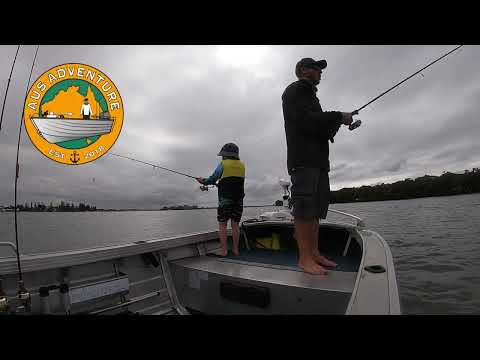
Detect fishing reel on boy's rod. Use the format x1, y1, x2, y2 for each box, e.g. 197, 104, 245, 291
199, 184, 217, 192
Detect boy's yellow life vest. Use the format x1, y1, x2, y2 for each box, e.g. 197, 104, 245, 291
218, 159, 245, 201
220, 159, 245, 179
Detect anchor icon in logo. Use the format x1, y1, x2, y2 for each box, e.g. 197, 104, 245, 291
70, 151, 80, 164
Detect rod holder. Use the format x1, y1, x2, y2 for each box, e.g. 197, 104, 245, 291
0, 278, 9, 314
0, 297, 8, 313
16, 280, 31, 313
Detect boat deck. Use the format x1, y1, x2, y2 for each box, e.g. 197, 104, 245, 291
218, 248, 360, 272
170, 253, 358, 314
173, 254, 357, 293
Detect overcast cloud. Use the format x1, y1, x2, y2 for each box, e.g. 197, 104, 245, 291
0, 45, 478, 209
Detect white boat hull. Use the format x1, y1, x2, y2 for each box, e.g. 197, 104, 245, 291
31, 117, 113, 144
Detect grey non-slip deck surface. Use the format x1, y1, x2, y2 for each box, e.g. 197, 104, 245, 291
173, 255, 357, 293
220, 248, 360, 273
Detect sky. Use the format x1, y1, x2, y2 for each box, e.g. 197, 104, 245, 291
0, 44, 478, 209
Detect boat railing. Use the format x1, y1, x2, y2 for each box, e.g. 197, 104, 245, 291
33, 113, 116, 121
328, 209, 365, 228
0, 242, 18, 257
91, 115, 116, 121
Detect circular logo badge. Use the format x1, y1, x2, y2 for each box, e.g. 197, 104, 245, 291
24, 63, 123, 165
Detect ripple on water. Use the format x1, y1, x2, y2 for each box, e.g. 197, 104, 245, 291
458, 276, 480, 282
409, 264, 465, 273
395, 241, 439, 249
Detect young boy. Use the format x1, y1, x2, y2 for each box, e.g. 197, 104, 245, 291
196, 143, 245, 256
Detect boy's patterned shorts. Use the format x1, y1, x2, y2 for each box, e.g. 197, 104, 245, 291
217, 202, 243, 223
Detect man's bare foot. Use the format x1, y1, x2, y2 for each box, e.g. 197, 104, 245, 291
232, 249, 240, 256
298, 258, 328, 275
313, 253, 337, 268
219, 248, 228, 257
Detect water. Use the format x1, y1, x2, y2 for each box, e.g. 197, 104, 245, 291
1, 193, 480, 314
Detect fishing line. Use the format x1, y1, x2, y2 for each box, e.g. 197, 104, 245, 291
349, 45, 464, 131
14, 45, 40, 283
0, 45, 21, 132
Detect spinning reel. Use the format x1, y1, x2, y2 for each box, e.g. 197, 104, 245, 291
199, 185, 216, 192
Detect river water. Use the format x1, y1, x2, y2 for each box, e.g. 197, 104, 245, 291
1, 193, 480, 314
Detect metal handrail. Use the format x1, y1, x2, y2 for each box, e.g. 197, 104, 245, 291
32, 115, 116, 122
89, 290, 169, 315
251, 207, 365, 228
328, 209, 365, 228
0, 242, 18, 256
273, 189, 366, 227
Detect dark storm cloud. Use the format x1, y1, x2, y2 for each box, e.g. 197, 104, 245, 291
1, 45, 478, 208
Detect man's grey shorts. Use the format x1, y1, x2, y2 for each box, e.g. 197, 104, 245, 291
290, 167, 330, 219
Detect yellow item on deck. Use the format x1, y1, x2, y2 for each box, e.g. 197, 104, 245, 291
255, 232, 281, 250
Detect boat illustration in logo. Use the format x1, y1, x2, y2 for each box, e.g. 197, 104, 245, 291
31, 112, 114, 144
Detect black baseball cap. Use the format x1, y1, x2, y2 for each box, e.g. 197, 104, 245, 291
296, 58, 327, 71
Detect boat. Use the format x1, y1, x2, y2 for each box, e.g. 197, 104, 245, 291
0, 181, 401, 315
30, 112, 114, 144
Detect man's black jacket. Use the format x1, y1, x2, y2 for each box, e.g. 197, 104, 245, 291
282, 79, 342, 174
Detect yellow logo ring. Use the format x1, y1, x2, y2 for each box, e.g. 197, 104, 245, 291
24, 63, 123, 165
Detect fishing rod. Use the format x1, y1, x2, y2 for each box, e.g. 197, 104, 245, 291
348, 45, 464, 131
0, 45, 21, 132
109, 152, 197, 179
13, 45, 40, 310
109, 152, 217, 191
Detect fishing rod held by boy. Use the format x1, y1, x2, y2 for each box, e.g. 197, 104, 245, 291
109, 152, 218, 192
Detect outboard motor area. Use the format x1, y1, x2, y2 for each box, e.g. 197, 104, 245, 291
257, 179, 293, 222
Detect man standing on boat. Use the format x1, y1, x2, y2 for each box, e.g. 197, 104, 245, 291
282, 58, 354, 275
196, 143, 246, 257
81, 98, 92, 119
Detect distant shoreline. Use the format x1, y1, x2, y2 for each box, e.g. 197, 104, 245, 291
0, 205, 275, 212
1, 192, 479, 213
2, 169, 479, 212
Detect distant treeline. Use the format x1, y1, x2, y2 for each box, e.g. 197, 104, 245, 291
160, 205, 200, 210
2, 201, 97, 212
331, 168, 480, 203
